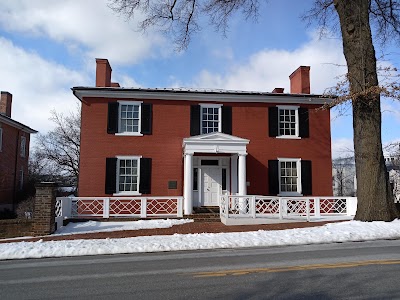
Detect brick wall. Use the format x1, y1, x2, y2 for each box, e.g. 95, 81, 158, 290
0, 121, 30, 210
0, 219, 34, 239
0, 183, 57, 239
79, 98, 332, 197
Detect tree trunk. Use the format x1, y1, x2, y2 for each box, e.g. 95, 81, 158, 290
334, 0, 399, 221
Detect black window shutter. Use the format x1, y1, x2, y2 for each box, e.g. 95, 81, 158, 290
105, 158, 117, 194
222, 106, 232, 135
269, 107, 278, 137
107, 102, 119, 134
141, 103, 152, 135
139, 158, 152, 194
299, 108, 309, 138
268, 160, 279, 195
190, 105, 200, 136
301, 160, 312, 195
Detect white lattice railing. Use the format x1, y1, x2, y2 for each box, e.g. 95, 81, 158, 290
56, 197, 184, 222
220, 195, 358, 221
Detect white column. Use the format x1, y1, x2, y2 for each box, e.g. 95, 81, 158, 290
238, 153, 247, 195
183, 153, 193, 215
230, 154, 238, 195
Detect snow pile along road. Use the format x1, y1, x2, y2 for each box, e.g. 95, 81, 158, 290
0, 220, 400, 260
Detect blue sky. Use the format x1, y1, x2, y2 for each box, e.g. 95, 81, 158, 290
0, 0, 399, 157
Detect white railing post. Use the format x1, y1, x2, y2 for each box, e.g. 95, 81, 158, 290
225, 195, 230, 218
306, 199, 310, 222
239, 196, 247, 214
346, 197, 358, 216
279, 198, 283, 219
314, 197, 321, 218
103, 198, 110, 218
141, 198, 147, 218
61, 197, 72, 218
177, 197, 183, 218
251, 196, 256, 219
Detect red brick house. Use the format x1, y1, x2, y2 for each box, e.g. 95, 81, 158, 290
0, 92, 37, 211
72, 59, 333, 215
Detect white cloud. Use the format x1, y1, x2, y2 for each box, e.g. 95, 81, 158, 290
193, 32, 346, 93
331, 138, 354, 159
0, 37, 87, 135
0, 0, 168, 65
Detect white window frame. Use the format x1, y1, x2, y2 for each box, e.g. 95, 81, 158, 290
116, 101, 143, 136
20, 136, 26, 158
0, 127, 3, 152
200, 104, 222, 134
276, 105, 300, 139
114, 155, 142, 196
277, 158, 302, 196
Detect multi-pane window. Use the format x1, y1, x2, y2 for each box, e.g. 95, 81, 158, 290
201, 105, 221, 134
118, 158, 139, 193
278, 108, 297, 136
279, 160, 299, 193
20, 136, 26, 157
120, 103, 140, 133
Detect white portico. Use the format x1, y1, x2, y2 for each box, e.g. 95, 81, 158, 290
182, 132, 249, 214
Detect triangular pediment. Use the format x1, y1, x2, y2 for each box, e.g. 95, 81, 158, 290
184, 132, 249, 143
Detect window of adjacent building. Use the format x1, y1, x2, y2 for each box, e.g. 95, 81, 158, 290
117, 157, 140, 194
0, 127, 2, 152
20, 136, 26, 158
278, 158, 301, 195
278, 106, 299, 137
200, 104, 221, 134
119, 102, 141, 134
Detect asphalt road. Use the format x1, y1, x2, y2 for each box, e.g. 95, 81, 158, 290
1, 239, 400, 300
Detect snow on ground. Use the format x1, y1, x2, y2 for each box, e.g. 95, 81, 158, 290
1, 220, 400, 260
54, 219, 194, 235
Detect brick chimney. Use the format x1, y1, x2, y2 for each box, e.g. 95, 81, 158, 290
272, 88, 284, 93
289, 66, 310, 94
96, 58, 112, 87
0, 91, 12, 117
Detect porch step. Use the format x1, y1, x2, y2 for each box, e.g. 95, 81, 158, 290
187, 207, 221, 222
186, 213, 221, 222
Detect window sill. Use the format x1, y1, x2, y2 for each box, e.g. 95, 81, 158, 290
113, 192, 142, 196
276, 136, 301, 140
278, 193, 303, 197
115, 133, 143, 137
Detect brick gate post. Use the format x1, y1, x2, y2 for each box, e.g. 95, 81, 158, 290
32, 182, 58, 236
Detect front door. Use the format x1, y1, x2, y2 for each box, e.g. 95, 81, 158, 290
202, 167, 222, 206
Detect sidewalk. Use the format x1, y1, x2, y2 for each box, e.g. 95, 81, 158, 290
0, 219, 340, 244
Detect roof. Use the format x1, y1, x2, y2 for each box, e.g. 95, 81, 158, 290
0, 113, 37, 134
72, 87, 334, 105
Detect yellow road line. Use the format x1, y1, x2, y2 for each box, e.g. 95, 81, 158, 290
193, 259, 400, 278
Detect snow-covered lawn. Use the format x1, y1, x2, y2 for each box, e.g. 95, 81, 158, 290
54, 219, 194, 235
0, 219, 400, 260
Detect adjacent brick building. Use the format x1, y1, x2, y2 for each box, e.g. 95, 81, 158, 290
73, 59, 333, 214
0, 92, 37, 211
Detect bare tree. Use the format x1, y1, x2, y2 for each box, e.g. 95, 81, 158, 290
109, 0, 400, 220
333, 156, 356, 196
34, 107, 80, 186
